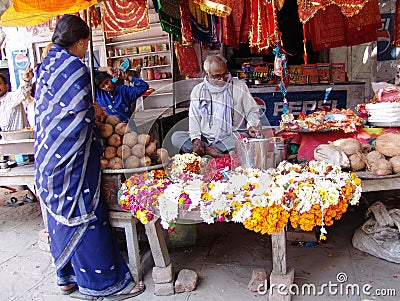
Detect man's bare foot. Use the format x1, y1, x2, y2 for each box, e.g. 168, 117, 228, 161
205, 146, 225, 158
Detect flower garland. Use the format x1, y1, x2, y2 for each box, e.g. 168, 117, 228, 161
119, 155, 362, 240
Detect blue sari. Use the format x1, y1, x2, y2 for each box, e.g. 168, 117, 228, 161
34, 44, 133, 296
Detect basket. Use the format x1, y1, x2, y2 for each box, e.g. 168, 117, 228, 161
0, 129, 34, 141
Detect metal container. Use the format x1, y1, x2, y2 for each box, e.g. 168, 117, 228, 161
235, 138, 275, 170
272, 137, 286, 166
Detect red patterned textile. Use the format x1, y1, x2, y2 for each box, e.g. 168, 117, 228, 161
193, 0, 233, 17
394, 0, 400, 46
180, 0, 193, 46
102, 0, 149, 39
174, 42, 200, 79
298, 0, 369, 24
306, 0, 381, 51
345, 0, 381, 47
249, 0, 279, 52
221, 0, 247, 49
306, 4, 346, 51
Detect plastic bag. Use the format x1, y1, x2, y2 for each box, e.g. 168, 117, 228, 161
352, 201, 400, 263
314, 144, 350, 168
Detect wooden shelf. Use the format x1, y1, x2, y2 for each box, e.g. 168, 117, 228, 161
107, 50, 170, 60
105, 35, 169, 47
140, 64, 171, 70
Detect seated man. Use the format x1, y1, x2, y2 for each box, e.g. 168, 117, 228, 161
94, 71, 149, 132
171, 54, 261, 158
0, 63, 34, 132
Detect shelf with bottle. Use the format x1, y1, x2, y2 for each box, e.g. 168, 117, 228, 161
105, 35, 169, 47
107, 50, 170, 60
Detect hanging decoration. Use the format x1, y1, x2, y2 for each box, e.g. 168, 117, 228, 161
179, 0, 193, 45
193, 0, 233, 17
157, 0, 182, 37
297, 0, 369, 24
102, 0, 150, 39
273, 43, 289, 114
394, 0, 400, 47
249, 0, 280, 52
220, 0, 250, 50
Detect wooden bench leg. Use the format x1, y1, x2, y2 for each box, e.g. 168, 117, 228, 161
144, 218, 170, 268
108, 211, 149, 282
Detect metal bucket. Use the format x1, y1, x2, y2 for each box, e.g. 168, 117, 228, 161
272, 137, 287, 166
235, 138, 275, 170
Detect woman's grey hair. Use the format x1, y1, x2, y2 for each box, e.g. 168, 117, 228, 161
203, 54, 227, 74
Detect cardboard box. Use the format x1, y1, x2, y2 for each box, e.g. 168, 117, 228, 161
308, 74, 319, 84
317, 63, 331, 83
298, 75, 308, 84
301, 64, 317, 76
288, 65, 302, 84
331, 63, 346, 83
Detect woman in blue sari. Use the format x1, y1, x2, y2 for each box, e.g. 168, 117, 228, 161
34, 15, 145, 300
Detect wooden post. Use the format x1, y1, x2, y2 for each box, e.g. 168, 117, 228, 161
145, 218, 171, 267
271, 228, 287, 275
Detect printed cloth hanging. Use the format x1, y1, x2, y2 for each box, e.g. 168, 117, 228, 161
174, 42, 200, 78
179, 0, 193, 45
13, 0, 98, 14
394, 0, 400, 46
306, 0, 381, 51
189, 0, 221, 49
249, 0, 279, 52
297, 0, 369, 24
157, 0, 182, 37
221, 0, 250, 50
102, 0, 149, 39
193, 0, 233, 17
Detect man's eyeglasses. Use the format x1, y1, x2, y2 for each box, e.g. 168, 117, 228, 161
209, 71, 229, 80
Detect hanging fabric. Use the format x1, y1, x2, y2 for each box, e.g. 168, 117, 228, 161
189, 0, 221, 49
221, 0, 249, 50
297, 0, 369, 24
174, 42, 200, 78
345, 0, 381, 47
306, 0, 381, 51
393, 0, 400, 46
102, 0, 149, 39
157, 0, 182, 37
193, 0, 233, 17
249, 0, 280, 52
179, 0, 193, 45
13, 0, 98, 14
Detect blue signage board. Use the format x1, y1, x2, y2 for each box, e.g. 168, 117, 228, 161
252, 90, 347, 127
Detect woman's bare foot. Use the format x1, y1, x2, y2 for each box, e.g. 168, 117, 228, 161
115, 281, 145, 295
61, 284, 76, 291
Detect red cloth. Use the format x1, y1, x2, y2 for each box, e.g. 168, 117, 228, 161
179, 0, 193, 45
394, 0, 400, 46
174, 42, 200, 78
221, 0, 247, 50
102, 0, 150, 39
292, 127, 400, 162
306, 0, 381, 51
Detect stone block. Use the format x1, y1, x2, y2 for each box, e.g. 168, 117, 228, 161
152, 263, 174, 284
174, 269, 198, 293
247, 268, 268, 292
154, 281, 174, 296
269, 267, 294, 301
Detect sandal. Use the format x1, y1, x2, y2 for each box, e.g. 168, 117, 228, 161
60, 284, 78, 295
104, 281, 146, 301
3, 197, 24, 207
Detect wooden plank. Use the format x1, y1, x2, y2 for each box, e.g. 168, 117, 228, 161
361, 178, 400, 192
271, 229, 287, 275
145, 219, 170, 268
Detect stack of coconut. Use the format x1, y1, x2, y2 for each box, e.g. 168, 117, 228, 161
95, 114, 169, 170
315, 133, 400, 176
